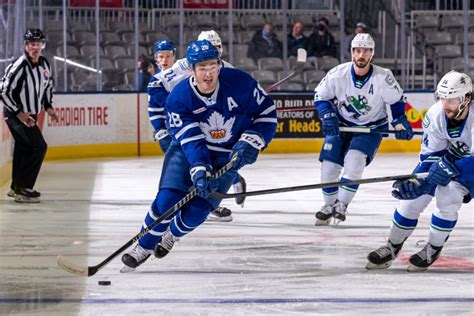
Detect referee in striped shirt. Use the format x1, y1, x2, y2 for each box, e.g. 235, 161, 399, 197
0, 29, 58, 203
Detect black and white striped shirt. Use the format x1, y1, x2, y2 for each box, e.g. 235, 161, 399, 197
0, 53, 54, 115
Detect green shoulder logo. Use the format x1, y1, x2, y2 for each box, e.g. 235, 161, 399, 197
385, 74, 395, 86
422, 114, 430, 128
328, 66, 338, 75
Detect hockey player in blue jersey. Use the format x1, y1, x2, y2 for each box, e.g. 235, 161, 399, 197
146, 31, 247, 222
367, 70, 473, 272
120, 40, 277, 272
147, 39, 176, 153
313, 33, 414, 226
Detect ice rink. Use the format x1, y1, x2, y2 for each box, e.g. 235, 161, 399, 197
0, 153, 473, 315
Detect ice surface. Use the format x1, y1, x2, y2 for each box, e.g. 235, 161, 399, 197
0, 154, 472, 315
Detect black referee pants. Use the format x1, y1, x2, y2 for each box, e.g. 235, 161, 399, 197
4, 110, 47, 190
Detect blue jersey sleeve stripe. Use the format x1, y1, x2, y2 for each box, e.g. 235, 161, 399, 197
259, 104, 276, 116
254, 117, 278, 124
148, 107, 164, 112
180, 134, 205, 145
175, 122, 200, 139
149, 114, 165, 120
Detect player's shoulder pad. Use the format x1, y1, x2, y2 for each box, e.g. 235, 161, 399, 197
220, 67, 255, 88
373, 64, 397, 87
326, 62, 350, 78
176, 58, 191, 71
422, 101, 442, 130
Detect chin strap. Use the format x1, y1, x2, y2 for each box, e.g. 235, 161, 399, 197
454, 97, 470, 120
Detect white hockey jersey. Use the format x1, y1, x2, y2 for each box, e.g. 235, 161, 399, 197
420, 101, 473, 161
315, 62, 404, 127
155, 57, 233, 93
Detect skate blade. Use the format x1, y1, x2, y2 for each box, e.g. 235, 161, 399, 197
14, 197, 40, 203
206, 215, 233, 222
120, 265, 136, 273
366, 261, 392, 270
314, 219, 331, 226
407, 263, 428, 272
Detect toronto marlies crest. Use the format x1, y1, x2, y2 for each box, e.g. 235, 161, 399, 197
341, 95, 371, 119
200, 111, 235, 143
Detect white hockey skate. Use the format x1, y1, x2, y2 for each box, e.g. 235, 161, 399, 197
120, 244, 153, 273
332, 200, 348, 227
315, 203, 334, 226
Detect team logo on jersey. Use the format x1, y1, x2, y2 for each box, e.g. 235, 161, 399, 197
341, 95, 371, 119
449, 141, 471, 158
200, 111, 235, 143
422, 114, 430, 128
385, 74, 395, 86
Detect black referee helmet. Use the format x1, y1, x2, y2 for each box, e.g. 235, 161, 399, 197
24, 28, 45, 42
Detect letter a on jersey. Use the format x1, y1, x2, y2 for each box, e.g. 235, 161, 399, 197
227, 97, 239, 111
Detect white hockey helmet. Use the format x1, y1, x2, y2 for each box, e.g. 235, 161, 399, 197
198, 30, 223, 57
436, 70, 472, 119
351, 33, 375, 56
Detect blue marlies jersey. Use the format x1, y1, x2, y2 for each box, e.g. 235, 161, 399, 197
147, 69, 169, 132
165, 67, 277, 168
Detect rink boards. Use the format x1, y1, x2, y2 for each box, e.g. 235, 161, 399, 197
0, 91, 431, 185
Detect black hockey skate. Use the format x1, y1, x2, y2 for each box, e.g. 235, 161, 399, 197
207, 206, 233, 222
366, 240, 404, 270
315, 203, 334, 226
233, 175, 247, 207
14, 188, 41, 203
154, 229, 177, 258
407, 243, 443, 272
121, 244, 152, 272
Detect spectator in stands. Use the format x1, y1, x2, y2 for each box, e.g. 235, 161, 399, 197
307, 17, 337, 63
343, 22, 367, 61
247, 23, 282, 62
288, 20, 308, 58
147, 60, 158, 76
137, 56, 151, 91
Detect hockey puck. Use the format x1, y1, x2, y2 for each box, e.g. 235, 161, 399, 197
98, 280, 111, 286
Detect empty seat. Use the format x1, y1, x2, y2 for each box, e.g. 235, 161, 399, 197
425, 31, 452, 45
241, 15, 266, 29
258, 57, 283, 71
277, 82, 304, 91
219, 29, 238, 44
415, 14, 439, 29
121, 31, 146, 44
56, 45, 81, 57
217, 13, 240, 29
234, 56, 257, 72
115, 57, 136, 72
304, 69, 326, 84
442, 14, 464, 29
124, 71, 136, 86
91, 58, 116, 71
239, 31, 255, 44
451, 57, 474, 71
454, 32, 474, 44
191, 13, 218, 28
317, 57, 339, 71
306, 82, 318, 91
160, 14, 182, 27
288, 57, 315, 71
436, 45, 462, 58
68, 20, 91, 32
108, 21, 133, 33
146, 31, 175, 44
233, 44, 249, 59
80, 45, 105, 58
251, 69, 277, 83
74, 31, 97, 46
104, 45, 129, 59
101, 32, 122, 45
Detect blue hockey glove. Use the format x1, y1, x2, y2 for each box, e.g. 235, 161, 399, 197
230, 131, 263, 171
319, 108, 339, 136
190, 165, 219, 198
391, 115, 414, 140
154, 129, 172, 153
427, 156, 460, 186
391, 178, 432, 200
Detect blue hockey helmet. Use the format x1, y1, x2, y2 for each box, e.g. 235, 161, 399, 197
186, 40, 219, 67
153, 39, 176, 54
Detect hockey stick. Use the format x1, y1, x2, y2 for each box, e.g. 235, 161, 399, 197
265, 48, 307, 92
57, 154, 238, 277
339, 127, 424, 136
210, 173, 428, 200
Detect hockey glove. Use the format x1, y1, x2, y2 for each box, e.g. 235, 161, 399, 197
427, 156, 459, 186
190, 165, 219, 198
391, 115, 414, 140
319, 108, 339, 136
391, 178, 432, 200
230, 131, 263, 171
154, 129, 172, 153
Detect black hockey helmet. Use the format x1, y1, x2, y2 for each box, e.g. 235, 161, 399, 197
24, 28, 45, 42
